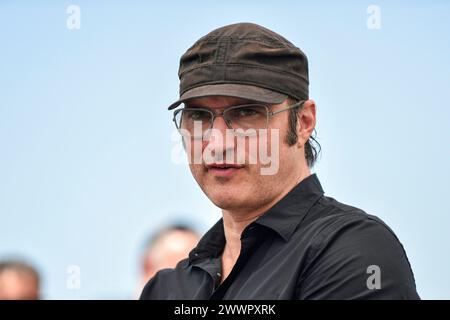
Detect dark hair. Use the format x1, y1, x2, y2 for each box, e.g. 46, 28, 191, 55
0, 260, 40, 283
285, 97, 321, 167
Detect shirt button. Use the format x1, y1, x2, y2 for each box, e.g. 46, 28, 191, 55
194, 253, 199, 256
216, 272, 221, 277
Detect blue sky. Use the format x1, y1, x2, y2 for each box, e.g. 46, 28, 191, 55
0, 1, 449, 299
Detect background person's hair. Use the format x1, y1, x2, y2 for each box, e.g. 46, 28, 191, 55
285, 97, 321, 168
0, 260, 40, 284
143, 224, 199, 251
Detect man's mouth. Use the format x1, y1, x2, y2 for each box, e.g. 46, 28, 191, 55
205, 163, 245, 178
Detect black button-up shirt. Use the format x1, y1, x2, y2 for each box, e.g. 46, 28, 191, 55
140, 174, 420, 300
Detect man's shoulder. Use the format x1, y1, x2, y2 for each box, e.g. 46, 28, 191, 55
303, 194, 397, 241
293, 194, 409, 264
294, 195, 419, 299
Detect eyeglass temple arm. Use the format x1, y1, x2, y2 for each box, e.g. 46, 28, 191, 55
269, 100, 306, 116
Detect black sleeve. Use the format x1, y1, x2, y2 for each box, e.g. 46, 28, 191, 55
139, 269, 171, 300
139, 273, 157, 300
297, 215, 420, 300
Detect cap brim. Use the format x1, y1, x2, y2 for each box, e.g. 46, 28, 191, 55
167, 83, 288, 110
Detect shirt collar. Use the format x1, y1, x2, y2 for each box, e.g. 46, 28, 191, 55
188, 173, 324, 264
189, 219, 225, 264
255, 173, 324, 242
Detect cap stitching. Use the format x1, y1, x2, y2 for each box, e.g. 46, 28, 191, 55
197, 36, 291, 48
180, 62, 308, 83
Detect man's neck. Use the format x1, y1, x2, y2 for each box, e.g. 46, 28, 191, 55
221, 169, 311, 267
221, 211, 262, 261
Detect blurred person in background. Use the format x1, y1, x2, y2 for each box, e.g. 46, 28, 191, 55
0, 260, 40, 300
136, 224, 199, 297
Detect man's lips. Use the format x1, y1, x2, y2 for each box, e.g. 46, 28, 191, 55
205, 163, 245, 177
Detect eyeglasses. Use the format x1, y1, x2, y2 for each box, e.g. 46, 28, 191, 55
173, 100, 305, 138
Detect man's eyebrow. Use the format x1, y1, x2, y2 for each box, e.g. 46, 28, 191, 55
184, 103, 204, 108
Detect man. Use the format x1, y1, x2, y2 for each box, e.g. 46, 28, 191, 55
136, 225, 199, 297
0, 260, 40, 300
140, 23, 419, 299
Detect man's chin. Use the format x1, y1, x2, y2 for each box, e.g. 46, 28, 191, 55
205, 189, 245, 210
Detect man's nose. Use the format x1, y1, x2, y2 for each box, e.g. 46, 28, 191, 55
211, 115, 230, 132
204, 115, 235, 155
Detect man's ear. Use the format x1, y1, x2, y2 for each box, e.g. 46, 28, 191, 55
297, 99, 316, 148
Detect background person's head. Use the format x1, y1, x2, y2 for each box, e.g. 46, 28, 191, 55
169, 23, 321, 216
0, 260, 40, 300
140, 224, 200, 284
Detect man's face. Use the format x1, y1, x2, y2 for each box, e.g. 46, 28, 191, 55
182, 96, 307, 214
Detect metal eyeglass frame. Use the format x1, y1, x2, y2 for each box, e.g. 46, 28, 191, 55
172, 100, 306, 132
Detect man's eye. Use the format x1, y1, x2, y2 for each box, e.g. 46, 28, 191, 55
187, 111, 207, 120
237, 107, 258, 117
